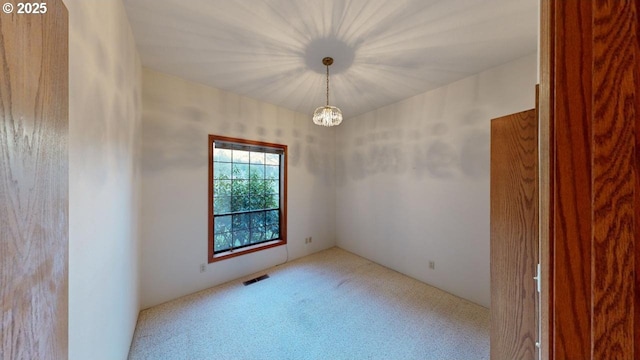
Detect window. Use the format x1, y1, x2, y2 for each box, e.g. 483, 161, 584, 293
208, 135, 287, 262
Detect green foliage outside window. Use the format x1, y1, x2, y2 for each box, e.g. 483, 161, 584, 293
213, 149, 280, 253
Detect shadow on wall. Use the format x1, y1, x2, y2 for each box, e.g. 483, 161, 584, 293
141, 94, 488, 187
70, 15, 141, 187
336, 105, 491, 185
141, 98, 335, 187
141, 103, 208, 171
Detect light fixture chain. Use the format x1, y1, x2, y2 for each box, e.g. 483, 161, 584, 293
326, 64, 329, 106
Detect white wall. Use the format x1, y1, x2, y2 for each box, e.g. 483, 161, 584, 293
140, 69, 336, 309
336, 54, 537, 308
66, 0, 142, 359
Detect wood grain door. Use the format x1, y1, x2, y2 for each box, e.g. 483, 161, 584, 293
539, 1, 640, 359
490, 109, 538, 360
0, 1, 68, 359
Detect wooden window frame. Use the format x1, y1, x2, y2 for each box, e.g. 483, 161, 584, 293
208, 135, 287, 263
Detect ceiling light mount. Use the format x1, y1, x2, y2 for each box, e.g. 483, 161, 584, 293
313, 57, 343, 127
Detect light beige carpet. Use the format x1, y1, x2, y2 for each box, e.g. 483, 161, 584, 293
128, 247, 489, 359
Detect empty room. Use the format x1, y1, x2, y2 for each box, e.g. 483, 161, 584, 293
2, 0, 639, 359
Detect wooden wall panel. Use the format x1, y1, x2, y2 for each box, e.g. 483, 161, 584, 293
0, 1, 68, 359
490, 109, 538, 360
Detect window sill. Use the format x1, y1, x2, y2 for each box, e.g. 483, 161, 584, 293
209, 239, 286, 263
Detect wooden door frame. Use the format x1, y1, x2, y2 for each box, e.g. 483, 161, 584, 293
539, 1, 639, 359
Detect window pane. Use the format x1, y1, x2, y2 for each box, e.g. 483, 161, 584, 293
265, 165, 279, 180
233, 163, 249, 179
266, 225, 279, 240
250, 164, 265, 179
233, 150, 250, 163
265, 194, 279, 209
266, 210, 279, 225
233, 230, 250, 247
249, 195, 265, 210
266, 180, 279, 194
266, 153, 279, 166
250, 152, 265, 164
214, 196, 231, 214
214, 215, 232, 233
232, 213, 250, 230
233, 180, 248, 195
214, 179, 232, 196
214, 232, 232, 252
214, 162, 232, 180
248, 177, 265, 195
249, 177, 264, 195
250, 212, 265, 228
250, 228, 265, 243
214, 148, 232, 162
210, 138, 286, 257
231, 195, 250, 212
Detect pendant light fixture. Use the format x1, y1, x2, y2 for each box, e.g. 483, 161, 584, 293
313, 57, 343, 127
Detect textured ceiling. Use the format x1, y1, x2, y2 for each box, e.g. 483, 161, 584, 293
123, 0, 538, 118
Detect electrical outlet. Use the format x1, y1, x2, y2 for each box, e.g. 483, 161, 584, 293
428, 261, 435, 270
200, 264, 206, 273
308, 236, 312, 243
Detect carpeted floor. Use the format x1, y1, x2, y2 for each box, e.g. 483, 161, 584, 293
128, 247, 489, 360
